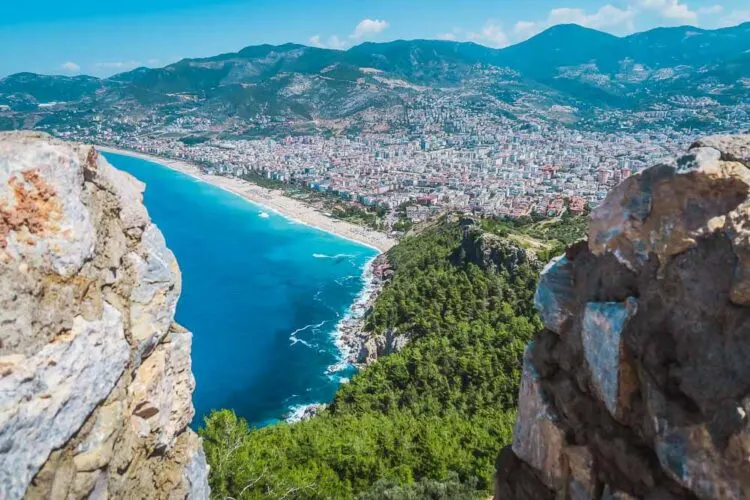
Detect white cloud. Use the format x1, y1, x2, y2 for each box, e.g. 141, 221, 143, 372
351, 19, 390, 40
308, 34, 347, 50
467, 21, 510, 48
308, 35, 325, 48
718, 9, 750, 26
638, 0, 698, 23
327, 36, 348, 50
514, 4, 636, 41
94, 61, 141, 70
512, 21, 538, 40
61, 61, 80, 73
146, 58, 160, 66
309, 18, 390, 50
431, 1, 732, 47
436, 32, 458, 41
697, 5, 724, 15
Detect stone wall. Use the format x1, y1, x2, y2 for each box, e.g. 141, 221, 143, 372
497, 136, 750, 499
0, 132, 209, 499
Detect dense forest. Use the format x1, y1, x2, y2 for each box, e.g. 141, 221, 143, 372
199, 215, 587, 499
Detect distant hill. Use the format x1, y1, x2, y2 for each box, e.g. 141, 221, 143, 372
1, 22, 749, 134
0, 73, 106, 104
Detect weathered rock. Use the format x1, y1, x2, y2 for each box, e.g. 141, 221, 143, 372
511, 344, 567, 490
588, 142, 750, 305
0, 304, 128, 498
0, 132, 96, 277
128, 224, 181, 363
535, 255, 575, 334
497, 136, 750, 500
691, 135, 750, 167
183, 441, 210, 500
601, 485, 638, 500
495, 445, 554, 500
565, 446, 599, 500
357, 328, 410, 365
460, 223, 540, 274
129, 328, 196, 450
581, 298, 638, 421
0, 132, 208, 499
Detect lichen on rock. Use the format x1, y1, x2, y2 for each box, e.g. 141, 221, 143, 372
497, 135, 750, 500
0, 132, 208, 499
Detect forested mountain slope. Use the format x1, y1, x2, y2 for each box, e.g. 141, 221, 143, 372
199, 214, 587, 498
2, 23, 748, 136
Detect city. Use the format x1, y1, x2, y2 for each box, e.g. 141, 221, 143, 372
3, 2, 750, 498
56, 108, 729, 231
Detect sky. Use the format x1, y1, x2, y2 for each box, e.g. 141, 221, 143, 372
2, 0, 749, 78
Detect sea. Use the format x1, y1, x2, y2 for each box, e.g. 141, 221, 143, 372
103, 153, 378, 428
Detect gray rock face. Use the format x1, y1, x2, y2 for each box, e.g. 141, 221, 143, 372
128, 223, 182, 364
460, 223, 540, 274
0, 132, 208, 499
357, 328, 410, 365
534, 255, 575, 334
0, 304, 128, 499
692, 135, 750, 167
497, 135, 750, 500
184, 443, 210, 500
511, 344, 567, 490
580, 298, 638, 420
0, 133, 96, 278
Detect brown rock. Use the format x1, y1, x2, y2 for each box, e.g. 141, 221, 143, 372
511, 344, 568, 490
498, 136, 750, 500
565, 446, 599, 500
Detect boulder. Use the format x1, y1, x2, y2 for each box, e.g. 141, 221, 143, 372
497, 136, 750, 500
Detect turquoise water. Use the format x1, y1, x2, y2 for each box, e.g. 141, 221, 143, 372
103, 153, 377, 427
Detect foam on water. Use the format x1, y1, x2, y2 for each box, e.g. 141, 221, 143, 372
289, 320, 328, 349
326, 256, 379, 375
313, 253, 356, 259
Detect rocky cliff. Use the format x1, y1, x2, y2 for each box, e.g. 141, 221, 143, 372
496, 135, 750, 499
0, 132, 209, 499
458, 217, 540, 274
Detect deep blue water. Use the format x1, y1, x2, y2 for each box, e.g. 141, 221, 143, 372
103, 153, 377, 427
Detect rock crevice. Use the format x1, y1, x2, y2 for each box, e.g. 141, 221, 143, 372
0, 132, 208, 499
497, 135, 750, 500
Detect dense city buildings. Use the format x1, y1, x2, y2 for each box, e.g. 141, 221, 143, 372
64, 116, 700, 222
4, 25, 749, 228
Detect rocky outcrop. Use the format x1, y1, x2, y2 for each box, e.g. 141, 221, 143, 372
337, 253, 396, 366
356, 328, 410, 365
497, 135, 750, 499
0, 132, 208, 499
458, 218, 540, 274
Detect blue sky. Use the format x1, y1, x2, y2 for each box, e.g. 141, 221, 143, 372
2, 0, 749, 77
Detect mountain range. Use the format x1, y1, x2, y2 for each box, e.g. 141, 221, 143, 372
1, 22, 749, 136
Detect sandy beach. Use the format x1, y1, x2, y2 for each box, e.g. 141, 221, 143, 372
97, 145, 396, 425
96, 146, 397, 253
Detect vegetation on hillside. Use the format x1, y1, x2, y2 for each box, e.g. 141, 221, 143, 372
200, 215, 584, 499
480, 210, 588, 261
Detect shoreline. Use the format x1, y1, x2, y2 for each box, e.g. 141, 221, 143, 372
286, 253, 388, 424
96, 145, 396, 253
329, 254, 385, 368
97, 145, 392, 424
